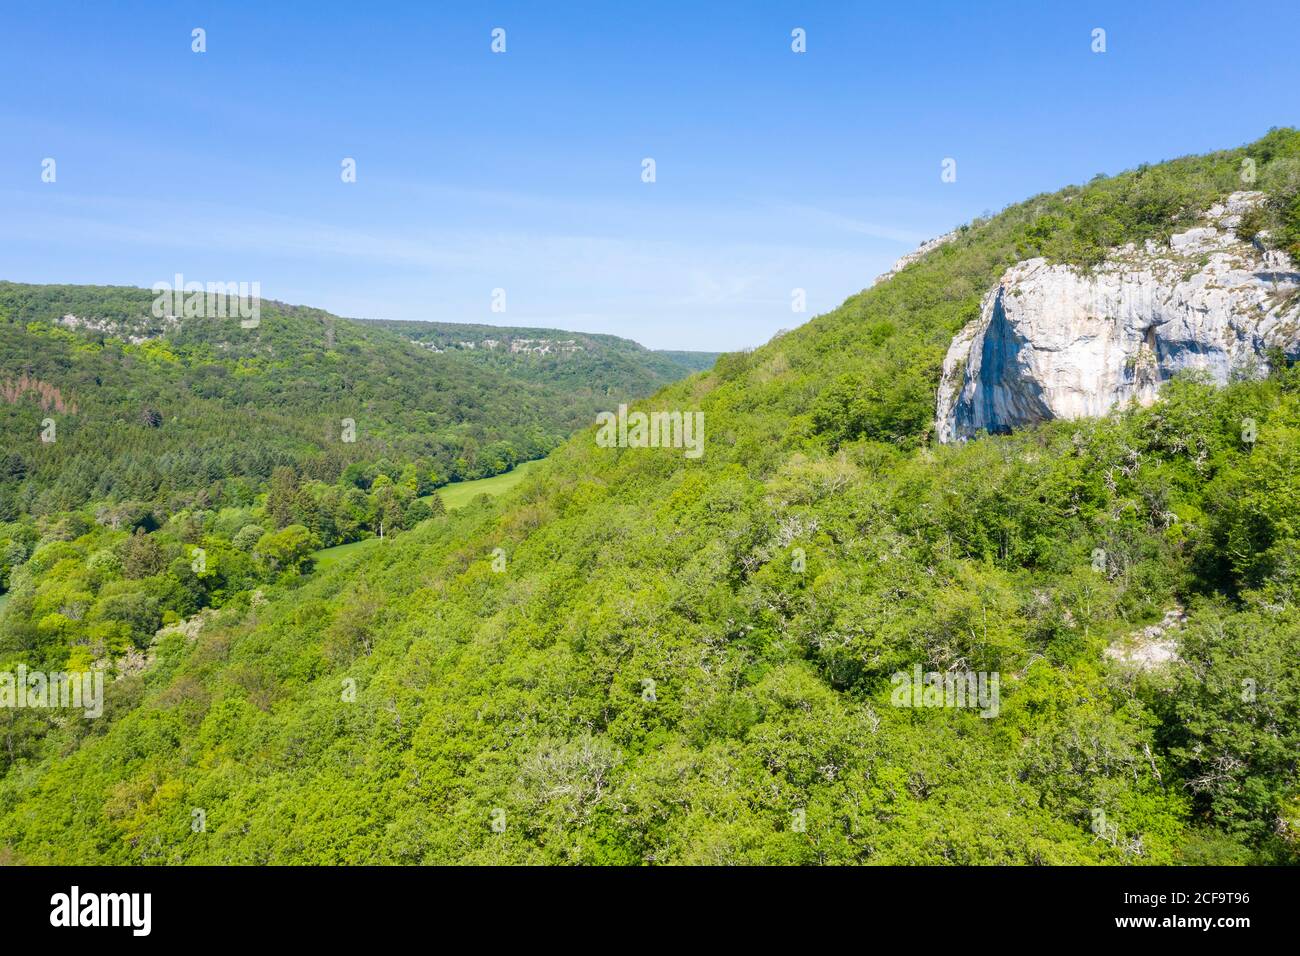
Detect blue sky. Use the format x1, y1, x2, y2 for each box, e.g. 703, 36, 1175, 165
2, 1, 1297, 351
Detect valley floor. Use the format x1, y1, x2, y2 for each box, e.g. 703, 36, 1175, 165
309, 459, 546, 568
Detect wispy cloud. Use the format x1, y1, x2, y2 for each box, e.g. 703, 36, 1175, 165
0, 187, 926, 350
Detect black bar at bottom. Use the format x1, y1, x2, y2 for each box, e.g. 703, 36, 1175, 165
0, 865, 1280, 941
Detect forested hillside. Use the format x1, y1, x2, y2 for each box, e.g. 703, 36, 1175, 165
0, 283, 712, 516
2, 131, 1298, 864
0, 283, 710, 789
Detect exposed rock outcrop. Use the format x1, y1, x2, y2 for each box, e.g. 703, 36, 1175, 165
936, 192, 1300, 443
1104, 606, 1186, 671
873, 231, 959, 287
56, 311, 180, 345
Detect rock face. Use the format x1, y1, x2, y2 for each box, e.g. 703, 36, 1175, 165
935, 192, 1300, 443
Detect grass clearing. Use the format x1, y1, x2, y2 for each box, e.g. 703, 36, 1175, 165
430, 459, 542, 511
312, 536, 383, 570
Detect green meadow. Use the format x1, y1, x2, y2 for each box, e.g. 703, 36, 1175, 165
429, 458, 542, 511
311, 537, 384, 570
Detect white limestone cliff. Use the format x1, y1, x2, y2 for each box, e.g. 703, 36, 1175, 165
935, 192, 1300, 443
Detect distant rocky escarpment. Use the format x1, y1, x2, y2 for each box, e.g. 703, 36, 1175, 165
873, 230, 959, 287
935, 192, 1300, 443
